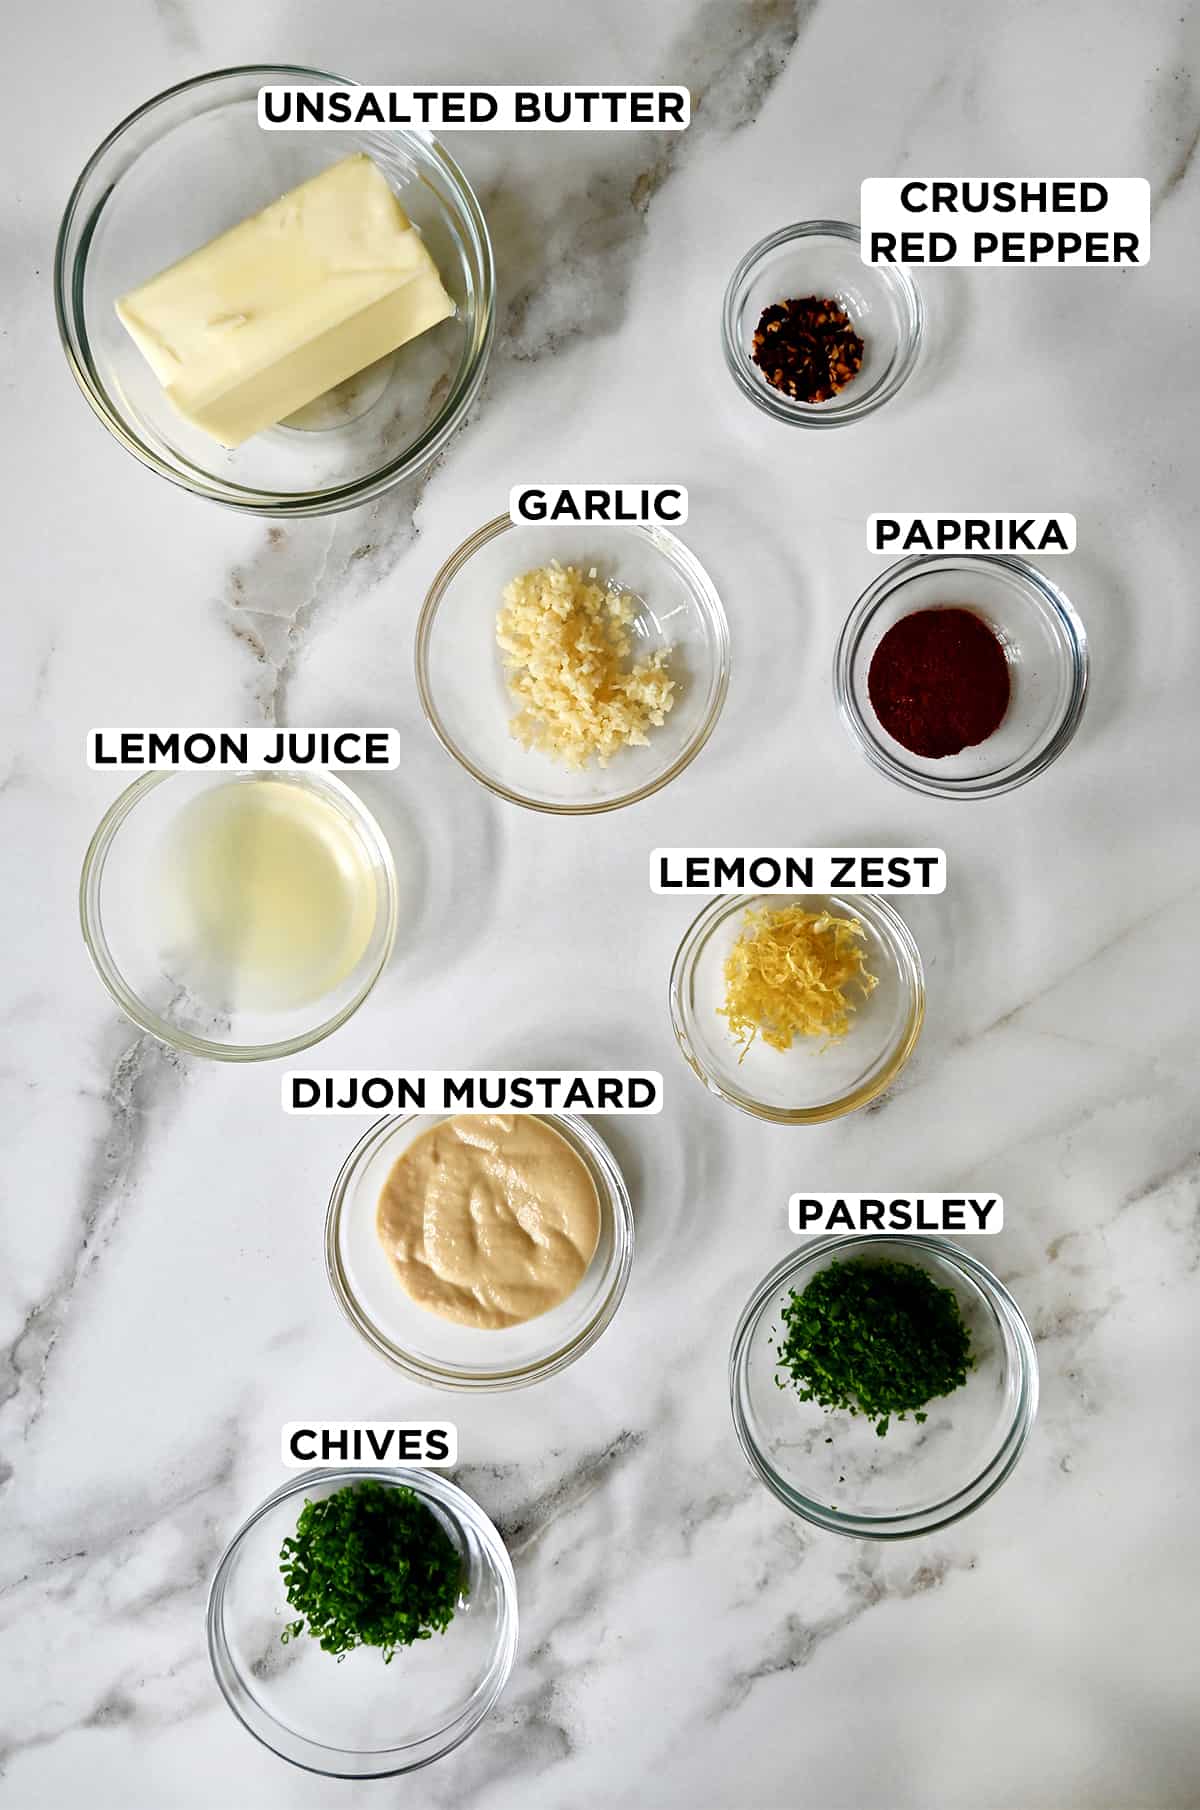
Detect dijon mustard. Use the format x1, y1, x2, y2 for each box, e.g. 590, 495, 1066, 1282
375, 1116, 601, 1329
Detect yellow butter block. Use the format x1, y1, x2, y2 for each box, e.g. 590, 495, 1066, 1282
115, 154, 454, 447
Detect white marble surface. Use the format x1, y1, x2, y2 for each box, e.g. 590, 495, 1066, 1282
4, 2, 1200, 1806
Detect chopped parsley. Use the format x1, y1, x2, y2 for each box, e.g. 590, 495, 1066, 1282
776, 1258, 973, 1437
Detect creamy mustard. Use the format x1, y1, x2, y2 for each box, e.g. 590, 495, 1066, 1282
375, 1115, 601, 1329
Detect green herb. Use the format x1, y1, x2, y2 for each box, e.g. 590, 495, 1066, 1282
775, 1258, 973, 1437
279, 1480, 461, 1663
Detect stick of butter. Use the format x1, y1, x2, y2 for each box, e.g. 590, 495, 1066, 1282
115, 154, 455, 448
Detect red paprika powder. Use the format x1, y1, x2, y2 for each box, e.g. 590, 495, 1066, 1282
867, 608, 1011, 759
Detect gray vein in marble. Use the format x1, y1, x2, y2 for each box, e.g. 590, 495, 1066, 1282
887, 63, 957, 169
456, 1418, 766, 1627
1028, 1295, 1115, 1359
1150, 58, 1200, 210
952, 880, 1199, 1052
0, 1547, 87, 1600
0, 1411, 238, 1599
149, 0, 199, 53
1032, 1150, 1200, 1281
429, 1674, 574, 1810
996, 1143, 1200, 1456
1157, 113, 1200, 209
1121, 1148, 1200, 1213
491, 0, 813, 366
629, 0, 817, 204
1042, 1150, 1200, 1299
0, 1420, 240, 1771
675, 1470, 761, 1556
223, 449, 452, 721
457, 1428, 647, 1558
0, 1651, 214, 1781
713, 1546, 974, 1719
0, 1027, 187, 1452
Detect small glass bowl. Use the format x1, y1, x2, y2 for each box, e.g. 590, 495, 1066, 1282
834, 553, 1089, 798
208, 1468, 518, 1778
669, 893, 923, 1124
80, 770, 397, 1061
730, 1236, 1039, 1538
326, 1112, 635, 1389
415, 514, 730, 814
55, 66, 494, 516
722, 221, 923, 426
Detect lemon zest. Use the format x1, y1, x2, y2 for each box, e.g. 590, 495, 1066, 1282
719, 905, 878, 1058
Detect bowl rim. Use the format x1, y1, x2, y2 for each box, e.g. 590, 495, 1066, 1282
206, 1465, 519, 1778
413, 512, 732, 815
833, 551, 1090, 798
54, 64, 495, 518
721, 218, 925, 427
668, 891, 925, 1124
729, 1234, 1040, 1539
325, 1109, 636, 1388
78, 768, 399, 1061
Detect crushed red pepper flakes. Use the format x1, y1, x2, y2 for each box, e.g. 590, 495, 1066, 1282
751, 295, 864, 403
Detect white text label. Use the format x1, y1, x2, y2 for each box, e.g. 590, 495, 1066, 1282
869, 514, 1076, 555
651, 848, 946, 894
281, 1423, 457, 1468
259, 86, 690, 131
510, 485, 688, 526
284, 1070, 663, 1114
789, 1194, 1004, 1234
88, 727, 400, 770
862, 177, 1149, 266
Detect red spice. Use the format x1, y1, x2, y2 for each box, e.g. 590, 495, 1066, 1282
867, 608, 1011, 759
752, 296, 864, 403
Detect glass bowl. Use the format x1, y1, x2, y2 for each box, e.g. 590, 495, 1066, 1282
326, 1112, 634, 1388
208, 1468, 518, 1778
415, 514, 730, 813
834, 553, 1089, 798
722, 220, 923, 426
55, 66, 494, 516
669, 892, 923, 1124
80, 769, 397, 1060
730, 1235, 1039, 1538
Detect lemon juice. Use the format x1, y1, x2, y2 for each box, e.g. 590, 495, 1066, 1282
159, 777, 378, 1012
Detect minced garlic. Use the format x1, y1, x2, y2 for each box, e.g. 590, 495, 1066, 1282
495, 561, 675, 769
719, 905, 878, 1058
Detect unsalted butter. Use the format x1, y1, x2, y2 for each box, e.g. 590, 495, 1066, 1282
115, 154, 454, 447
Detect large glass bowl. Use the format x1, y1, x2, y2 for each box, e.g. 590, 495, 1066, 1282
722, 221, 923, 426
669, 892, 924, 1124
415, 514, 730, 813
55, 67, 494, 515
208, 1468, 517, 1777
730, 1236, 1039, 1538
327, 1111, 635, 1388
79, 769, 397, 1060
834, 553, 1089, 798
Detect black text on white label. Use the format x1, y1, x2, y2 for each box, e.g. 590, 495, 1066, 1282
284, 1070, 663, 1114
259, 86, 690, 131
651, 848, 946, 894
861, 177, 1149, 266
789, 1194, 1004, 1234
88, 727, 400, 770
509, 485, 688, 526
869, 514, 1076, 555
282, 1422, 457, 1468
